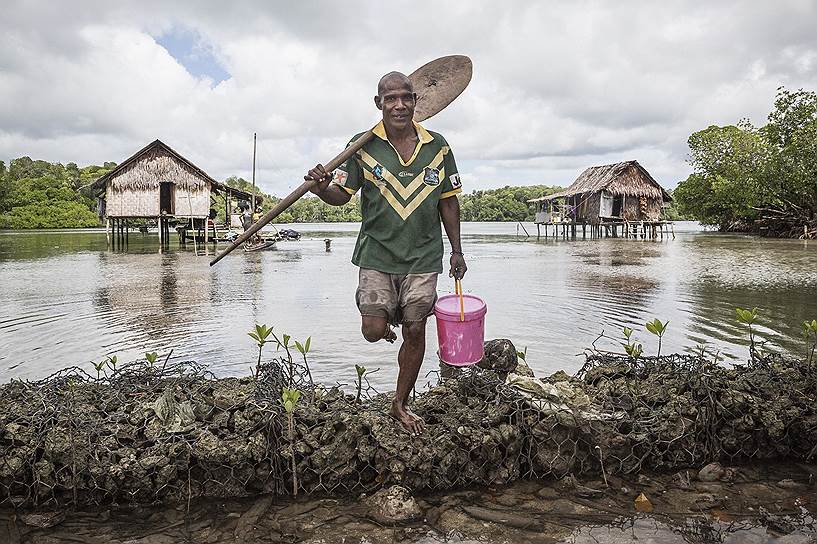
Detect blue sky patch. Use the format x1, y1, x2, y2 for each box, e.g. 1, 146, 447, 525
156, 26, 230, 85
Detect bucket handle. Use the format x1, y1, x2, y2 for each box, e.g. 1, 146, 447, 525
455, 279, 465, 322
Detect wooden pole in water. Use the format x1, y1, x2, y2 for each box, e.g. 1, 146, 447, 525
251, 133, 257, 214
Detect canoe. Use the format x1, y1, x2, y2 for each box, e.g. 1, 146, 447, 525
244, 240, 276, 252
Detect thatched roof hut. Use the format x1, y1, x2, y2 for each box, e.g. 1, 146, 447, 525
529, 160, 671, 224
93, 139, 259, 219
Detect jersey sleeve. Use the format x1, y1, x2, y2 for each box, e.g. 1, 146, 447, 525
332, 137, 364, 195
440, 141, 462, 199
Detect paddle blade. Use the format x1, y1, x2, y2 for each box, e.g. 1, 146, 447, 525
410, 55, 472, 122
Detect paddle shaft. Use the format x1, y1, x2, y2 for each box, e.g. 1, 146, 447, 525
209, 129, 374, 266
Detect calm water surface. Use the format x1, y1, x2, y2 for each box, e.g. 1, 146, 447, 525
1, 222, 816, 390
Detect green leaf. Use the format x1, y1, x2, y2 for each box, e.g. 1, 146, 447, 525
646, 321, 658, 336
295, 341, 304, 355
304, 336, 311, 353
623, 327, 633, 339
735, 307, 756, 324
283, 334, 290, 348
355, 364, 366, 378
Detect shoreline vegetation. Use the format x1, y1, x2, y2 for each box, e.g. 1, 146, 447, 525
0, 158, 569, 227
674, 87, 817, 239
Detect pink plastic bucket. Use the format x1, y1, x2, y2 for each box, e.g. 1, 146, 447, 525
435, 294, 487, 366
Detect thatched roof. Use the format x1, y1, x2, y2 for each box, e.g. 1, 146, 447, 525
92, 140, 218, 193
529, 161, 671, 202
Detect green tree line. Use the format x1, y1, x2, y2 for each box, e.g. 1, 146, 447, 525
223, 177, 562, 223
674, 87, 817, 237
0, 158, 563, 229
0, 157, 115, 228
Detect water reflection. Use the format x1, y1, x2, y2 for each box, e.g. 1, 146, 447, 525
1, 223, 816, 387
562, 514, 817, 543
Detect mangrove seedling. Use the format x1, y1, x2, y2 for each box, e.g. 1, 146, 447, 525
621, 327, 642, 361
802, 319, 817, 368
269, 329, 296, 385
516, 346, 528, 363
105, 355, 118, 375
645, 318, 669, 358
145, 352, 158, 367
294, 336, 314, 384
248, 323, 273, 378
736, 307, 760, 358
281, 388, 301, 496
624, 342, 643, 360
91, 359, 107, 380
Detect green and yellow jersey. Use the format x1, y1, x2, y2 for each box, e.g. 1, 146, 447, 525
333, 121, 462, 274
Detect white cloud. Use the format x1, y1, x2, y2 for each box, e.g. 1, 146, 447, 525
1, 0, 816, 194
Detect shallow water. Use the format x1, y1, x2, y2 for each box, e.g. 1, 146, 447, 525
1, 222, 816, 389
5, 463, 817, 543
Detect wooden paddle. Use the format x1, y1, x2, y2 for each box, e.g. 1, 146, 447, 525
210, 55, 473, 266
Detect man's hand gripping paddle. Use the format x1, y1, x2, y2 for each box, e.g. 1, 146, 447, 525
210, 55, 473, 266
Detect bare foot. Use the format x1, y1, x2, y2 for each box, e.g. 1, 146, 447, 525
383, 326, 397, 343
390, 400, 425, 436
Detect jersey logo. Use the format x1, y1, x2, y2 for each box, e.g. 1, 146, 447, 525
372, 164, 384, 180
450, 172, 461, 189
423, 167, 440, 186
334, 170, 348, 186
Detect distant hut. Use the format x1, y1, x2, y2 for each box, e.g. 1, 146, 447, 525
92, 139, 259, 246
527, 161, 673, 238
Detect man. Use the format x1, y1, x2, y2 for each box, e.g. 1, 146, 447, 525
305, 71, 466, 435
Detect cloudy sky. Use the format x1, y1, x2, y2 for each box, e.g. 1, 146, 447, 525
2, 1, 816, 195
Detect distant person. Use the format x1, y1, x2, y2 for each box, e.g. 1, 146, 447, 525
208, 208, 217, 240
240, 205, 253, 232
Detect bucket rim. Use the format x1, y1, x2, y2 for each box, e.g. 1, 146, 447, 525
434, 293, 487, 319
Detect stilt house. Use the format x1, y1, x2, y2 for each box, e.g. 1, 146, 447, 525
529, 161, 671, 225
92, 140, 259, 243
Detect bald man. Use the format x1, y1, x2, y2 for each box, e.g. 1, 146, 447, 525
305, 72, 466, 435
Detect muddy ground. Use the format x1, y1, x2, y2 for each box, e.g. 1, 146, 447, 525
3, 463, 817, 544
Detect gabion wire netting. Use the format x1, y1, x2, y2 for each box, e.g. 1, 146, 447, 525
2, 345, 816, 509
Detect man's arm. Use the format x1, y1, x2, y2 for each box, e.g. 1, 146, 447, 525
439, 196, 467, 280
305, 164, 353, 206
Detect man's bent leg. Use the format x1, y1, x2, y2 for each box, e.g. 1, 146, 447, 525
361, 315, 395, 343
391, 319, 427, 435
357, 269, 399, 343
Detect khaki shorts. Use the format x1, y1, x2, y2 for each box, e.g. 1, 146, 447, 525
356, 268, 438, 325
